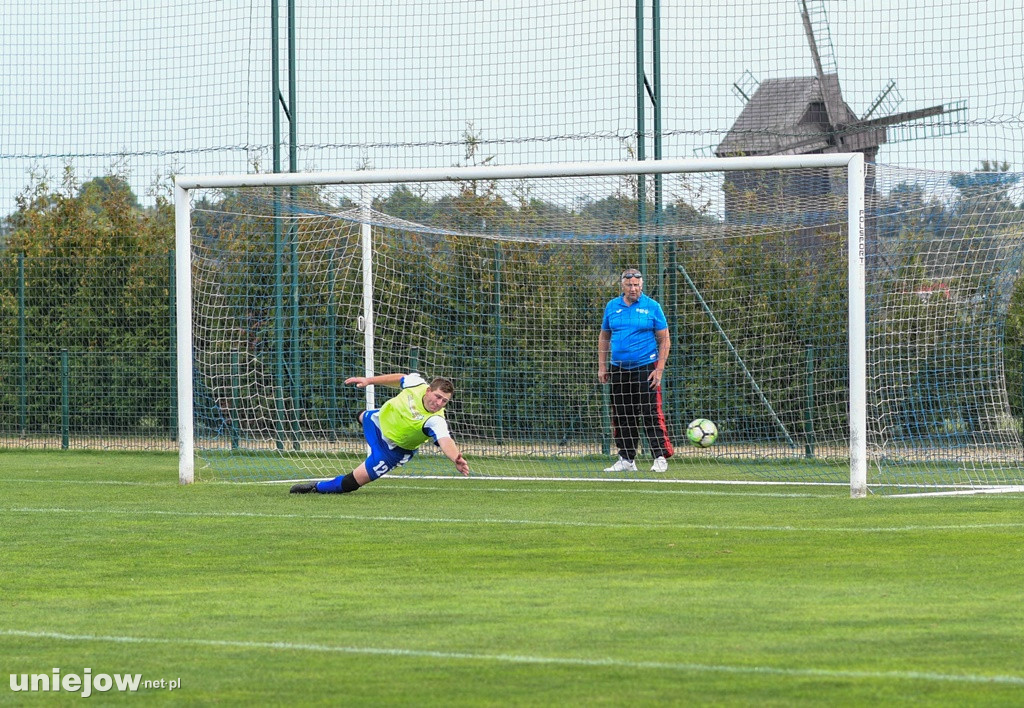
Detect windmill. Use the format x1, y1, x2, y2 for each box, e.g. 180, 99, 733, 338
715, 0, 965, 215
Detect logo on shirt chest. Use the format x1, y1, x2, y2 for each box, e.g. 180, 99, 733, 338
405, 395, 425, 421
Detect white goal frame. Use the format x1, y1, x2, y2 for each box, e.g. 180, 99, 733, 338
174, 155, 867, 496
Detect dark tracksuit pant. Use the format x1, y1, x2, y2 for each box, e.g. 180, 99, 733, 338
608, 362, 674, 461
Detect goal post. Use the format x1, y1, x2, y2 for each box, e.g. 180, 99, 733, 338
847, 154, 867, 497
173, 155, 1024, 496
174, 183, 195, 487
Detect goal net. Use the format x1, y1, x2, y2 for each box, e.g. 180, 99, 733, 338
174, 157, 1024, 496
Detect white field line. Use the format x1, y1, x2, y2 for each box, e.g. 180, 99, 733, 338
264, 475, 1024, 495
1, 478, 176, 487
386, 475, 850, 487
3, 505, 1023, 533
336, 480, 1024, 499
365, 483, 831, 498
4, 476, 1021, 497
1, 629, 1021, 687
899, 486, 1024, 497
14, 480, 837, 498
0, 476, 842, 497
0, 477, 844, 498
0, 479, 831, 495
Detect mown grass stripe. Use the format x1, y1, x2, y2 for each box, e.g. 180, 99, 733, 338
4, 505, 1023, 533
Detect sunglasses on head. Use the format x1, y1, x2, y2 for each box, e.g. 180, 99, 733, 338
620, 270, 642, 280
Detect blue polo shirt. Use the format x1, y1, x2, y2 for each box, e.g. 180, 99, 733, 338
602, 293, 668, 370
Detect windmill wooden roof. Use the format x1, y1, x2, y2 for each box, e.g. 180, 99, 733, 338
715, 75, 860, 157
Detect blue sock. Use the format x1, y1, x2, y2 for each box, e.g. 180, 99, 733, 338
314, 473, 361, 494
316, 476, 342, 493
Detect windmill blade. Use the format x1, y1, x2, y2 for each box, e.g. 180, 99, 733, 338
852, 104, 949, 130
798, 0, 847, 129
762, 131, 836, 156
836, 104, 953, 147
798, 0, 839, 75
862, 79, 903, 121
884, 100, 970, 143
731, 70, 760, 104
765, 102, 962, 155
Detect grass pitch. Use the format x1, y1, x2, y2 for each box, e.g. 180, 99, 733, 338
1, 450, 1023, 706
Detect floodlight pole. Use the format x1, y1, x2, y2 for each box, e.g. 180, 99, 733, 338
635, 0, 646, 276
272, 0, 301, 450
635, 0, 664, 292
652, 0, 664, 297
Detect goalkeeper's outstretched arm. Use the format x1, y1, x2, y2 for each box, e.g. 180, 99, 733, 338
344, 373, 406, 389
439, 437, 471, 476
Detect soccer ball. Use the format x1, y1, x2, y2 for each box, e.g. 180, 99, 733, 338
686, 418, 718, 448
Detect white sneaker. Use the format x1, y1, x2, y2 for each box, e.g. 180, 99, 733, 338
651, 456, 668, 473
604, 457, 637, 472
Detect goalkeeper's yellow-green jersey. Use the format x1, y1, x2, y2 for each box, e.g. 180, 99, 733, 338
378, 381, 446, 450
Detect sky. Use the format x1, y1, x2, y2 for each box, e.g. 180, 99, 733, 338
1, 0, 1022, 217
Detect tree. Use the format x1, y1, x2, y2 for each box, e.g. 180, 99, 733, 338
950, 160, 1021, 230
0, 168, 174, 436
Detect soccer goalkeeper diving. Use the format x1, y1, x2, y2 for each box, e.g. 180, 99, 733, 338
290, 372, 470, 494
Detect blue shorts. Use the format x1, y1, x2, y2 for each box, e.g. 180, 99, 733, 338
362, 410, 414, 481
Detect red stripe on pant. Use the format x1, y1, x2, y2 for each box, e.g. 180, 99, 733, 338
608, 363, 673, 460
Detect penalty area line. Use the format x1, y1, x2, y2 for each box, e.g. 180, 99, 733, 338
1, 629, 1021, 687
0, 478, 175, 487
248, 477, 836, 499
251, 475, 1024, 497
252, 475, 849, 491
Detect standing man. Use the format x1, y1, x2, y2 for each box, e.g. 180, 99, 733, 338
598, 268, 674, 472
290, 372, 470, 494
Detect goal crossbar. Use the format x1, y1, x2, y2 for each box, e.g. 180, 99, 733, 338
175, 155, 862, 190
